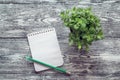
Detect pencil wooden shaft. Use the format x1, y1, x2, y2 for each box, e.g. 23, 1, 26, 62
26, 57, 66, 73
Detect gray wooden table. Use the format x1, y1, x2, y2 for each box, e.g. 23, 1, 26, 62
0, 0, 120, 80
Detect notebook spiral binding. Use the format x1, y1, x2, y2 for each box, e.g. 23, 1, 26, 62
27, 28, 55, 37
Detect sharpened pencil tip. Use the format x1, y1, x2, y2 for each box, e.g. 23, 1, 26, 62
66, 71, 71, 76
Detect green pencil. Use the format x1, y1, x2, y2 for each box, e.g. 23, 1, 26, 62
26, 56, 71, 75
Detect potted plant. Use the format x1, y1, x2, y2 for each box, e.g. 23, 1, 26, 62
60, 7, 104, 51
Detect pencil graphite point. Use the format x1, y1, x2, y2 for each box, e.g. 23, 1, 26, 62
66, 71, 71, 76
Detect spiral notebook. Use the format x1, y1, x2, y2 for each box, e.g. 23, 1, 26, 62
27, 28, 64, 72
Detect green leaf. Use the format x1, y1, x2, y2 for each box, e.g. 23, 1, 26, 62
89, 27, 95, 33
77, 19, 83, 24
96, 30, 104, 39
86, 35, 91, 42
74, 25, 79, 30
64, 22, 69, 27
60, 11, 64, 17
85, 43, 89, 52
78, 42, 82, 50
83, 35, 87, 39
73, 7, 76, 11
97, 35, 102, 39
81, 22, 86, 28
60, 7, 104, 52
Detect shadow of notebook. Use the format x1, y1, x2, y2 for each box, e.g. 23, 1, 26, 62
27, 28, 64, 72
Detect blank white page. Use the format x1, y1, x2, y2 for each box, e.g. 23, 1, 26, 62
27, 28, 64, 72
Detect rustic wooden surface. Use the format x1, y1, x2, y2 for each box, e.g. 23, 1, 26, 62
0, 0, 120, 80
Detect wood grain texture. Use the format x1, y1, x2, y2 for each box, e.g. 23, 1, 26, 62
0, 0, 81, 4
0, 38, 120, 80
0, 0, 120, 80
0, 0, 119, 38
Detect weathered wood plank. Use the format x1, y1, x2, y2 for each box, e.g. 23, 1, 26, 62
0, 4, 68, 38
0, 0, 119, 4
0, 1, 120, 38
0, 0, 80, 4
90, 0, 120, 3
0, 38, 120, 79
0, 0, 120, 79
91, 2, 120, 38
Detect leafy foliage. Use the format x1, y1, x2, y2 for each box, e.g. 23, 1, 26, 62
60, 7, 104, 51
